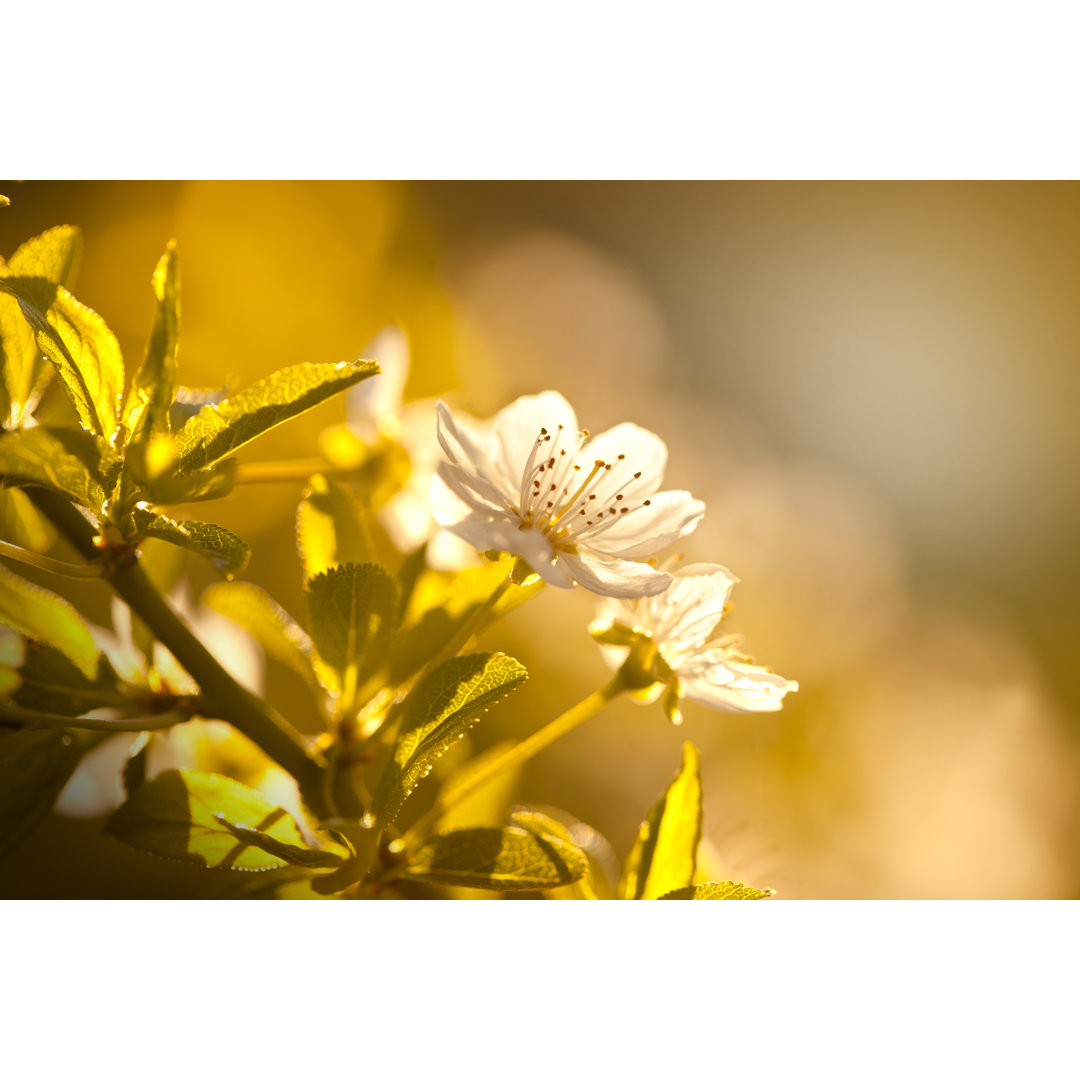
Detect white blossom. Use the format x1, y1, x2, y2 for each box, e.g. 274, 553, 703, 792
345, 327, 475, 570
590, 561, 798, 718
432, 391, 705, 597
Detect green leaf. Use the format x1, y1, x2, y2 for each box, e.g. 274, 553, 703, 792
12, 640, 126, 715
404, 825, 588, 891
138, 458, 237, 506
0, 425, 122, 510
105, 768, 348, 871
371, 652, 527, 828
0, 563, 99, 679
0, 276, 124, 440
202, 581, 317, 689
0, 487, 55, 553
0, 225, 83, 429
0, 726, 100, 859
305, 562, 398, 691
123, 241, 179, 443
7, 224, 83, 283
659, 881, 775, 900
296, 473, 374, 580
389, 558, 541, 684
131, 507, 249, 578
509, 805, 617, 899
172, 359, 378, 473
619, 741, 704, 901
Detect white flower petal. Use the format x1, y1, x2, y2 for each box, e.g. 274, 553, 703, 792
488, 391, 579, 495
585, 490, 706, 559
559, 552, 672, 597
347, 326, 410, 441
646, 563, 738, 655
436, 400, 500, 484
436, 460, 508, 516
679, 655, 798, 714
583, 422, 668, 500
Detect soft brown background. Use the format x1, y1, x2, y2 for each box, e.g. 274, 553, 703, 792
2, 181, 1077, 897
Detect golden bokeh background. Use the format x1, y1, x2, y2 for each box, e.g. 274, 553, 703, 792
2, 181, 1077, 898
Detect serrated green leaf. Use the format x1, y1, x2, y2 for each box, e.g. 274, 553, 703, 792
0, 276, 124, 440
372, 652, 527, 828
0, 425, 122, 510
619, 741, 703, 901
296, 473, 374, 580
202, 581, 317, 689
659, 881, 775, 900
0, 563, 99, 679
0, 225, 83, 429
123, 241, 179, 442
131, 507, 249, 578
509, 805, 617, 899
305, 562, 397, 693
172, 360, 378, 474
389, 558, 541, 684
0, 726, 100, 859
105, 768, 346, 871
405, 824, 588, 891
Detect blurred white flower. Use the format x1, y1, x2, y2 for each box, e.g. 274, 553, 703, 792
590, 561, 797, 720
55, 592, 265, 819
433, 391, 705, 597
345, 327, 474, 570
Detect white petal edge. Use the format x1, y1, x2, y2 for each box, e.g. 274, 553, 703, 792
679, 659, 798, 714
559, 552, 672, 598
585, 491, 706, 559
486, 391, 580, 496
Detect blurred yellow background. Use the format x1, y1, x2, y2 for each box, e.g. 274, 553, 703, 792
2, 181, 1077, 898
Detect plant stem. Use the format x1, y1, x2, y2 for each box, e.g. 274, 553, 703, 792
24, 489, 328, 806
0, 701, 194, 732
0, 539, 103, 579
400, 672, 627, 852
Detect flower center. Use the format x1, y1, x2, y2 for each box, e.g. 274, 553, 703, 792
514, 424, 653, 551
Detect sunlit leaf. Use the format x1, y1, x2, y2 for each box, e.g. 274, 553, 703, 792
131, 507, 249, 579
404, 824, 588, 891
0, 563, 99, 679
172, 360, 378, 473
202, 581, 317, 689
296, 473, 374, 580
123, 241, 179, 442
389, 558, 541, 684
659, 881, 774, 900
0, 276, 123, 440
510, 804, 619, 900
0, 424, 122, 510
0, 225, 83, 428
619, 741, 703, 901
106, 768, 347, 871
371, 652, 527, 827
0, 726, 99, 859
0, 487, 55, 552
305, 562, 397, 691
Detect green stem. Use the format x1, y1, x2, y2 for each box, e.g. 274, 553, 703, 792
0, 701, 194, 732
24, 489, 328, 807
0, 539, 103, 579
400, 672, 627, 852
